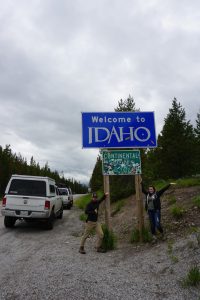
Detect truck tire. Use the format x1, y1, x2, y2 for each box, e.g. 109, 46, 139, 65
57, 205, 63, 219
45, 211, 55, 230
4, 216, 16, 228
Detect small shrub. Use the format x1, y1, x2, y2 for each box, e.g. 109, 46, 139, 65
167, 240, 174, 255
182, 266, 200, 287
101, 224, 117, 251
193, 195, 200, 208
170, 205, 185, 220
142, 227, 153, 243
79, 213, 87, 222
130, 227, 140, 243
167, 196, 177, 205
171, 255, 179, 263
130, 226, 152, 243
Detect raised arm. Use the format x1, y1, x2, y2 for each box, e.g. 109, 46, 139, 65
157, 184, 171, 196
98, 193, 108, 204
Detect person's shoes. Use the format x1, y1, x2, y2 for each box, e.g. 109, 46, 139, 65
79, 246, 86, 254
97, 247, 106, 253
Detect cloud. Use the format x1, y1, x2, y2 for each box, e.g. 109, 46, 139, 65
0, 0, 200, 183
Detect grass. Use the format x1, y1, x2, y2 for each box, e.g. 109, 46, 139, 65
167, 240, 179, 263
111, 199, 125, 216
167, 195, 177, 205
79, 213, 87, 222
153, 177, 200, 190
130, 226, 152, 243
167, 240, 174, 255
75, 194, 91, 210
193, 195, 200, 208
176, 177, 200, 188
182, 266, 200, 287
101, 224, 117, 251
75, 191, 104, 210
170, 204, 185, 220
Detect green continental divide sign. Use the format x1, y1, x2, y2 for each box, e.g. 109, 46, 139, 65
102, 150, 141, 176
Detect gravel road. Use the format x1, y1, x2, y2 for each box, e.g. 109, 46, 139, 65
0, 196, 199, 300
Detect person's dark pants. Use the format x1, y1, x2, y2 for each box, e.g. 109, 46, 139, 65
148, 210, 163, 235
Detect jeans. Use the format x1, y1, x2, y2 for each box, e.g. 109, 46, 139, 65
148, 210, 163, 235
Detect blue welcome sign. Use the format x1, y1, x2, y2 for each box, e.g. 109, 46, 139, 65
82, 112, 157, 148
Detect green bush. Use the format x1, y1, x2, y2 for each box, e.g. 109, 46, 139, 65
182, 266, 200, 287
130, 226, 152, 243
101, 224, 117, 251
170, 205, 185, 220
193, 195, 200, 208
79, 213, 87, 222
167, 196, 177, 205
130, 227, 140, 243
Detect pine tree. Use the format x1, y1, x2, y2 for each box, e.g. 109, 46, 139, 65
115, 94, 139, 112
194, 112, 200, 141
158, 98, 195, 178
89, 156, 103, 192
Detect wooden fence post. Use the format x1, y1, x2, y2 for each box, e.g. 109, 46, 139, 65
103, 175, 111, 230
135, 174, 144, 241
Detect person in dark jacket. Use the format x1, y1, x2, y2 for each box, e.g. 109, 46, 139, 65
141, 182, 175, 240
79, 192, 109, 254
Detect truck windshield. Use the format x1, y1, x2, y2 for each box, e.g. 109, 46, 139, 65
8, 179, 46, 197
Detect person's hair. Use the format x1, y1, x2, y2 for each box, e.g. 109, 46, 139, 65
148, 185, 156, 192
92, 192, 97, 198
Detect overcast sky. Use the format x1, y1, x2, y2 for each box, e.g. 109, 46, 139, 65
0, 0, 200, 184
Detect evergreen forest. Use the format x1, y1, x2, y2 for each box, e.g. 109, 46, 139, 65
0, 145, 88, 196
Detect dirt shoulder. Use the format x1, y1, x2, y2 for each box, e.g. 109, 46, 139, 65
102, 185, 200, 243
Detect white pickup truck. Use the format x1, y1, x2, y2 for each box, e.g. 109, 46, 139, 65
1, 175, 63, 230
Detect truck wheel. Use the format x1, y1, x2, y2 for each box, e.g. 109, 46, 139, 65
57, 205, 63, 219
45, 211, 55, 230
4, 216, 16, 228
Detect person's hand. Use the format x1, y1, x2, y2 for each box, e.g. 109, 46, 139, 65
95, 209, 98, 214
105, 192, 109, 197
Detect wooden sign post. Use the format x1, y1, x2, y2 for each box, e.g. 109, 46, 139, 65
135, 174, 144, 242
103, 175, 111, 230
